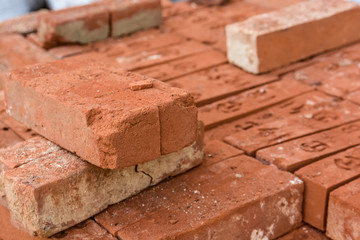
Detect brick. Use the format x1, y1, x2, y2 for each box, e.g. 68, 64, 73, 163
169, 64, 278, 107
225, 92, 360, 155
48, 45, 93, 59
37, 3, 109, 47
203, 140, 243, 166
0, 91, 4, 112
257, 121, 360, 172
326, 177, 360, 240
0, 9, 49, 35
199, 78, 312, 129
189, 0, 228, 6
4, 57, 198, 168
0, 111, 37, 140
0, 34, 54, 89
136, 50, 227, 82
115, 40, 210, 71
129, 80, 153, 91
161, 0, 202, 18
106, 0, 162, 38
244, 0, 304, 9
4, 124, 203, 237
278, 225, 329, 240
226, 0, 360, 74
0, 121, 23, 149
95, 156, 303, 239
295, 146, 360, 230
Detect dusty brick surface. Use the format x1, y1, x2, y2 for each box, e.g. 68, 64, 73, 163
199, 79, 312, 129
4, 56, 198, 168
326, 177, 360, 240
169, 64, 278, 107
278, 225, 329, 240
95, 156, 303, 239
257, 121, 360, 172
296, 146, 360, 230
226, 0, 360, 73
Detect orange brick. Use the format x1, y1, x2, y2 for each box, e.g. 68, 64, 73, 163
278, 225, 329, 240
226, 0, 360, 73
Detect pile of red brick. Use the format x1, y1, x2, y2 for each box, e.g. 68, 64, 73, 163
1, 0, 360, 239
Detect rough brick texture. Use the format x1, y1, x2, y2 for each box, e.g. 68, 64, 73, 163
3, 56, 198, 169
226, 0, 360, 73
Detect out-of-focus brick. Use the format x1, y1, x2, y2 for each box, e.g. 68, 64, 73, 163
0, 121, 23, 150
95, 155, 303, 239
4, 56, 198, 168
169, 64, 278, 107
226, 0, 360, 74
48, 45, 93, 59
278, 225, 329, 240
296, 146, 360, 230
4, 125, 203, 237
326, 177, 360, 240
199, 79, 311, 129
0, 111, 37, 140
257, 121, 360, 172
106, 0, 162, 38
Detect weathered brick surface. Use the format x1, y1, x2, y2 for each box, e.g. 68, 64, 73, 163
107, 0, 162, 37
278, 225, 329, 240
225, 92, 360, 155
4, 124, 203, 237
48, 45, 92, 59
169, 64, 278, 107
4, 56, 198, 168
257, 121, 360, 172
203, 139, 243, 166
199, 79, 312, 129
296, 146, 360, 230
226, 0, 360, 73
136, 50, 227, 82
326, 177, 360, 240
95, 156, 303, 239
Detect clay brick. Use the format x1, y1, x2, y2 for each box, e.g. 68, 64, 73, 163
136, 50, 227, 81
0, 34, 54, 89
106, 0, 162, 38
0, 9, 49, 35
0, 91, 4, 112
203, 140, 243, 166
0, 111, 37, 140
48, 45, 93, 59
199, 78, 312, 129
115, 40, 210, 71
4, 57, 198, 168
226, 0, 360, 74
161, 0, 202, 18
37, 3, 110, 47
278, 225, 329, 240
95, 156, 303, 239
295, 146, 360, 230
244, 0, 304, 9
257, 121, 360, 172
225, 93, 360, 155
326, 177, 360, 240
0, 121, 23, 149
169, 64, 278, 107
4, 125, 203, 237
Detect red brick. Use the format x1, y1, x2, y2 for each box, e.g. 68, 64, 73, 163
0, 34, 54, 89
278, 225, 329, 240
225, 92, 360, 155
4, 125, 203, 237
168, 63, 278, 107
257, 121, 360, 172
161, 0, 202, 18
226, 0, 360, 74
326, 177, 360, 240
48, 45, 93, 59
4, 57, 197, 168
136, 50, 227, 82
115, 40, 210, 71
244, 0, 304, 9
0, 9, 49, 35
295, 146, 360, 230
0, 120, 23, 149
37, 3, 109, 47
0, 111, 37, 140
203, 140, 243, 166
199, 78, 312, 129
106, 0, 162, 38
95, 156, 303, 239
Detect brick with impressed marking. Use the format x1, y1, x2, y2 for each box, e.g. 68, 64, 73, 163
257, 121, 360, 172
225, 93, 360, 155
199, 78, 311, 129
106, 0, 162, 38
4, 57, 197, 168
4, 125, 204, 237
95, 155, 303, 239
296, 146, 360, 231
326, 178, 360, 240
226, 0, 360, 74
